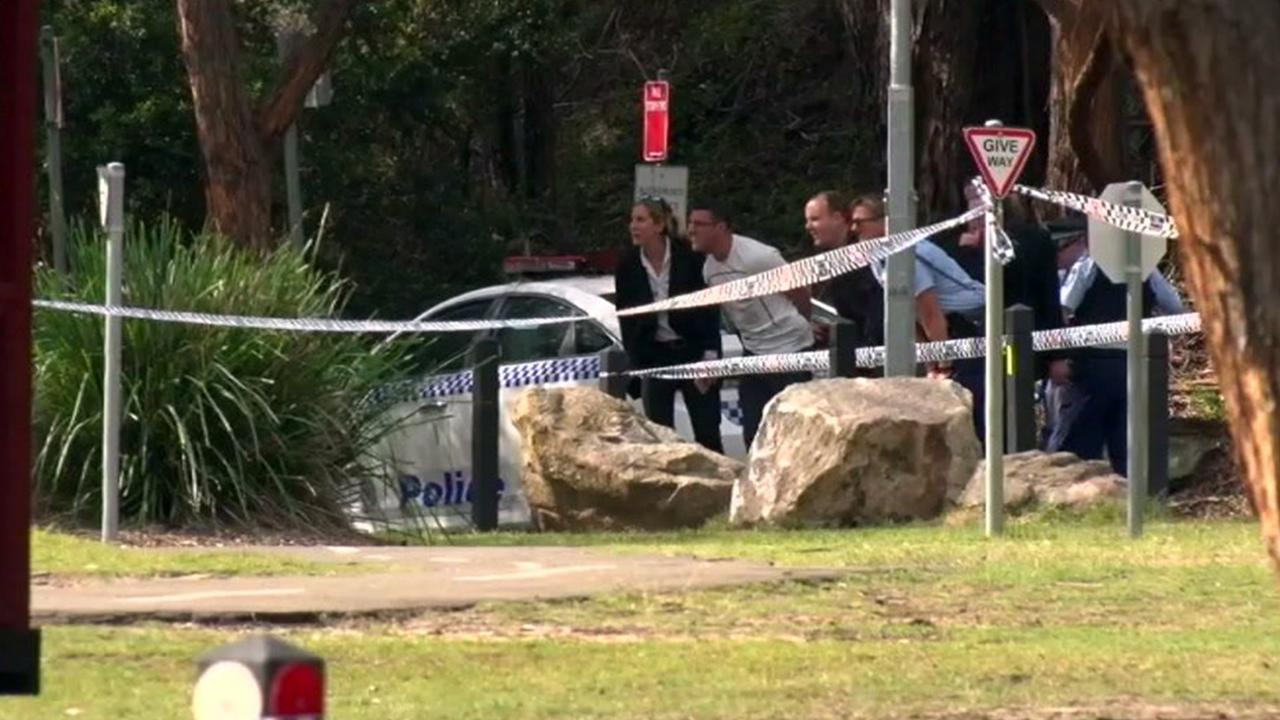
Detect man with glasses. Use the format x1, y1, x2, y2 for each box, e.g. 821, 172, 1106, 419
687, 202, 814, 450
804, 190, 883, 363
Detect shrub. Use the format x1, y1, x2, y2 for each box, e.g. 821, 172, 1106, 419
33, 217, 414, 530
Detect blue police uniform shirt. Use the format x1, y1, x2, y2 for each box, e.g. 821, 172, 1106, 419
875, 239, 986, 313
1060, 254, 1184, 316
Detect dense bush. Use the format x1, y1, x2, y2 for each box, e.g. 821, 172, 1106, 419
32, 218, 414, 529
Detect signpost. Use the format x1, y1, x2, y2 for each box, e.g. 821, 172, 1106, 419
277, 29, 333, 249
1091, 181, 1169, 538
633, 164, 689, 234
98, 162, 125, 544
1, 0, 42, 695
962, 121, 1037, 538
642, 79, 670, 163
635, 74, 689, 234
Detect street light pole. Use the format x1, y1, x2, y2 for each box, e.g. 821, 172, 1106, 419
884, 0, 918, 376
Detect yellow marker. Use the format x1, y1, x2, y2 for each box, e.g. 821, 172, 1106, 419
1004, 345, 1015, 376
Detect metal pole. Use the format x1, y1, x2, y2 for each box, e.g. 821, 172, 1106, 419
0, 0, 43, 695
884, 0, 917, 377
470, 338, 500, 531
284, 124, 303, 248
1004, 304, 1036, 452
100, 162, 125, 543
984, 118, 1006, 537
1125, 180, 1147, 537
599, 348, 630, 399
829, 320, 860, 378
985, 200, 1005, 536
1146, 330, 1170, 499
277, 29, 305, 249
40, 26, 67, 273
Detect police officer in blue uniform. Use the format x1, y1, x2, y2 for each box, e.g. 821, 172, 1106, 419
852, 195, 989, 438
1046, 212, 1184, 475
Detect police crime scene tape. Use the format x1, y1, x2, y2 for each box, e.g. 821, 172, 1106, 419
618, 312, 1203, 381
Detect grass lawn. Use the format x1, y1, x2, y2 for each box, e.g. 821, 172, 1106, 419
8, 513, 1280, 719
31, 528, 357, 578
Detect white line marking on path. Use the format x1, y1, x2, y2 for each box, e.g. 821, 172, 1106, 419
455, 564, 617, 583
325, 546, 360, 555
426, 557, 471, 564
116, 588, 306, 605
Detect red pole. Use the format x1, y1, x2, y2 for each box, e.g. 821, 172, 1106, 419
0, 0, 43, 696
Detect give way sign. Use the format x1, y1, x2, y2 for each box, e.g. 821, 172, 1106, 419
963, 126, 1036, 198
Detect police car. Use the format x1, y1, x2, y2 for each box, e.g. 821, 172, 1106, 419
358, 254, 751, 532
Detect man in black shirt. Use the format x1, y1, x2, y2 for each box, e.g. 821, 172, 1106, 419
803, 190, 884, 368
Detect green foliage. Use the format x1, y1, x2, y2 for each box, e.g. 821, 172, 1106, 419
32, 218, 413, 529
40, 0, 886, 319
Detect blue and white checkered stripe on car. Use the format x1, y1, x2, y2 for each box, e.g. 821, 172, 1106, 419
373, 354, 746, 425
374, 355, 604, 404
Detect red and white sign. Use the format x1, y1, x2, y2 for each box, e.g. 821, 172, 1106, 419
962, 126, 1036, 198
642, 80, 670, 163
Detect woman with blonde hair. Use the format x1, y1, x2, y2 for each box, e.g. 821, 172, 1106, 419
614, 197, 724, 453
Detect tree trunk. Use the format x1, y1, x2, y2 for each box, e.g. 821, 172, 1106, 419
1038, 0, 1126, 197
176, 0, 273, 249
176, 0, 360, 250
913, 0, 984, 219
1103, 0, 1280, 574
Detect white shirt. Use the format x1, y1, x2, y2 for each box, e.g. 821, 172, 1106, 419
639, 238, 679, 342
703, 234, 813, 355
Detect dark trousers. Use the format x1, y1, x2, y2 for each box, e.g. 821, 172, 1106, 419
1049, 354, 1128, 476
739, 368, 812, 450
641, 377, 723, 453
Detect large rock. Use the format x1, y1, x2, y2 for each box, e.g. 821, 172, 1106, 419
956, 450, 1126, 511
511, 387, 741, 531
732, 377, 981, 527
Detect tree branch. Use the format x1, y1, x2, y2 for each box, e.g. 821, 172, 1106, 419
1067, 28, 1123, 189
255, 0, 362, 142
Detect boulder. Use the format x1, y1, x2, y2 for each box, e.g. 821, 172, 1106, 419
511, 387, 741, 531
731, 377, 981, 527
956, 450, 1126, 511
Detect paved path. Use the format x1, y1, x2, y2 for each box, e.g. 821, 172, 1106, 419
33, 545, 835, 624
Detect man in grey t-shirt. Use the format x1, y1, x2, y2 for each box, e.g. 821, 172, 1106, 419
688, 202, 814, 449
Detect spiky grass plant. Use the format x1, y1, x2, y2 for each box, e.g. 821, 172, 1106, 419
33, 217, 415, 530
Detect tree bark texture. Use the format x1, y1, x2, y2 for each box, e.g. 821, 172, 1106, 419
176, 0, 273, 249
913, 0, 983, 219
176, 0, 360, 250
1103, 0, 1280, 574
1037, 0, 1126, 197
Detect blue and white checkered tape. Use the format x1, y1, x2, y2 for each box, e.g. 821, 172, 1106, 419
373, 355, 604, 404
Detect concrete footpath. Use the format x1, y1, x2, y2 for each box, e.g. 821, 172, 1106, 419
33, 545, 835, 624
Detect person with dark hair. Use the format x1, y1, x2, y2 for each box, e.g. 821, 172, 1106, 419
804, 190, 884, 363
687, 201, 813, 449
615, 197, 724, 453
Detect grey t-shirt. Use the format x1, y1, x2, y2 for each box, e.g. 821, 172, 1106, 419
703, 234, 814, 355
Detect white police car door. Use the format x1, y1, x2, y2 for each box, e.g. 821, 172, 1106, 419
365, 298, 496, 530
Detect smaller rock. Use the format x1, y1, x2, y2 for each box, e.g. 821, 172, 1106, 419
957, 450, 1126, 512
